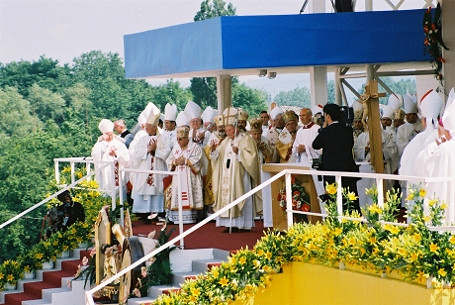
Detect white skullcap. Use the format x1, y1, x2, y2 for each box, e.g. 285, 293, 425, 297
381, 105, 394, 119
201, 106, 217, 123
164, 103, 177, 121
270, 106, 284, 120
99, 119, 114, 134
388, 94, 402, 111
403, 94, 418, 114
145, 103, 161, 125
184, 100, 202, 120
175, 111, 190, 127
419, 89, 442, 120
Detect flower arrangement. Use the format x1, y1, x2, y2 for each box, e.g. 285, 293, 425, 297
0, 174, 110, 291
151, 183, 455, 304
0, 260, 23, 288
423, 3, 449, 83
277, 175, 311, 212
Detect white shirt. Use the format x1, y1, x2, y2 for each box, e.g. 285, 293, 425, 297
292, 122, 320, 166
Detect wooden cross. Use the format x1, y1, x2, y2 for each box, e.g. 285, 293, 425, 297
363, 80, 386, 174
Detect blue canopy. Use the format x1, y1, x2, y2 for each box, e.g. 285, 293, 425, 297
124, 9, 429, 79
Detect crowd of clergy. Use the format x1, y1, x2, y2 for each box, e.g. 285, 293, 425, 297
90, 87, 455, 231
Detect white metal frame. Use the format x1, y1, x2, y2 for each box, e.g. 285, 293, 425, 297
84, 167, 455, 304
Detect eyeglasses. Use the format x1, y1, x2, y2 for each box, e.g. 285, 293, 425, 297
177, 138, 187, 141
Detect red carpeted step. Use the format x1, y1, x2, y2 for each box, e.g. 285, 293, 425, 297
43, 269, 74, 285
207, 262, 222, 270
61, 259, 80, 274
162, 288, 181, 295
1, 249, 93, 305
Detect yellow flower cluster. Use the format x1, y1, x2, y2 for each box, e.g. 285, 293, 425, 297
0, 171, 109, 291
152, 185, 455, 304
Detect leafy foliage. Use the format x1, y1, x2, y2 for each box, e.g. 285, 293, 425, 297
274, 86, 311, 108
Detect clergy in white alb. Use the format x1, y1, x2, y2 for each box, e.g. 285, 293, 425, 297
292, 108, 321, 167
91, 119, 130, 196
400, 89, 442, 176
166, 126, 204, 214
129, 103, 171, 215
396, 94, 423, 156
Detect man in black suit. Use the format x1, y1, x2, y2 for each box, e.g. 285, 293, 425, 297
312, 104, 360, 213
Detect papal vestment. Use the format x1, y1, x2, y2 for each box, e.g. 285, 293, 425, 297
129, 128, 171, 213
166, 142, 204, 211
211, 132, 262, 229
91, 136, 130, 195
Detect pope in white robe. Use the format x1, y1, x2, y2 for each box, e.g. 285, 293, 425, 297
91, 119, 130, 195
211, 109, 262, 231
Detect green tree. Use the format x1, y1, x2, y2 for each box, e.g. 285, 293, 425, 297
274, 86, 311, 108
194, 0, 236, 22
0, 87, 42, 137
28, 84, 66, 124
232, 82, 268, 117
0, 56, 72, 98
153, 80, 193, 112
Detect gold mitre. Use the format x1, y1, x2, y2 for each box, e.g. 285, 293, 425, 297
393, 108, 405, 120
283, 110, 297, 123
249, 118, 262, 133
223, 107, 237, 126
176, 126, 190, 138
214, 114, 224, 127
238, 108, 249, 121
354, 108, 363, 120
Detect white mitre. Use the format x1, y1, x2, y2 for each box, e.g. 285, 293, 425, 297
99, 119, 114, 134
164, 103, 177, 121
419, 89, 442, 120
270, 106, 284, 120
184, 100, 202, 120
145, 103, 161, 126
175, 111, 190, 127
403, 94, 418, 114
202, 106, 217, 123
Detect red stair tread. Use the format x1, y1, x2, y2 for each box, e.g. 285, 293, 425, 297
0, 251, 90, 305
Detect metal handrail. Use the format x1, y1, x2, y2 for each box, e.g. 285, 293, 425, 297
85, 166, 455, 303
0, 170, 97, 230
84, 168, 286, 305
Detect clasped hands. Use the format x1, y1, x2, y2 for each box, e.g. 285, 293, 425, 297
175, 156, 186, 166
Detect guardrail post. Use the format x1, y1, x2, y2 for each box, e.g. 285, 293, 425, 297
118, 167, 125, 227
70, 161, 75, 184
376, 177, 384, 208
336, 175, 343, 216
285, 172, 293, 228
54, 160, 60, 185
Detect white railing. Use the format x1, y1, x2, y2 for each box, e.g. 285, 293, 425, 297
54, 157, 188, 246
0, 170, 97, 230
84, 168, 285, 305
280, 168, 455, 231
84, 166, 455, 304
